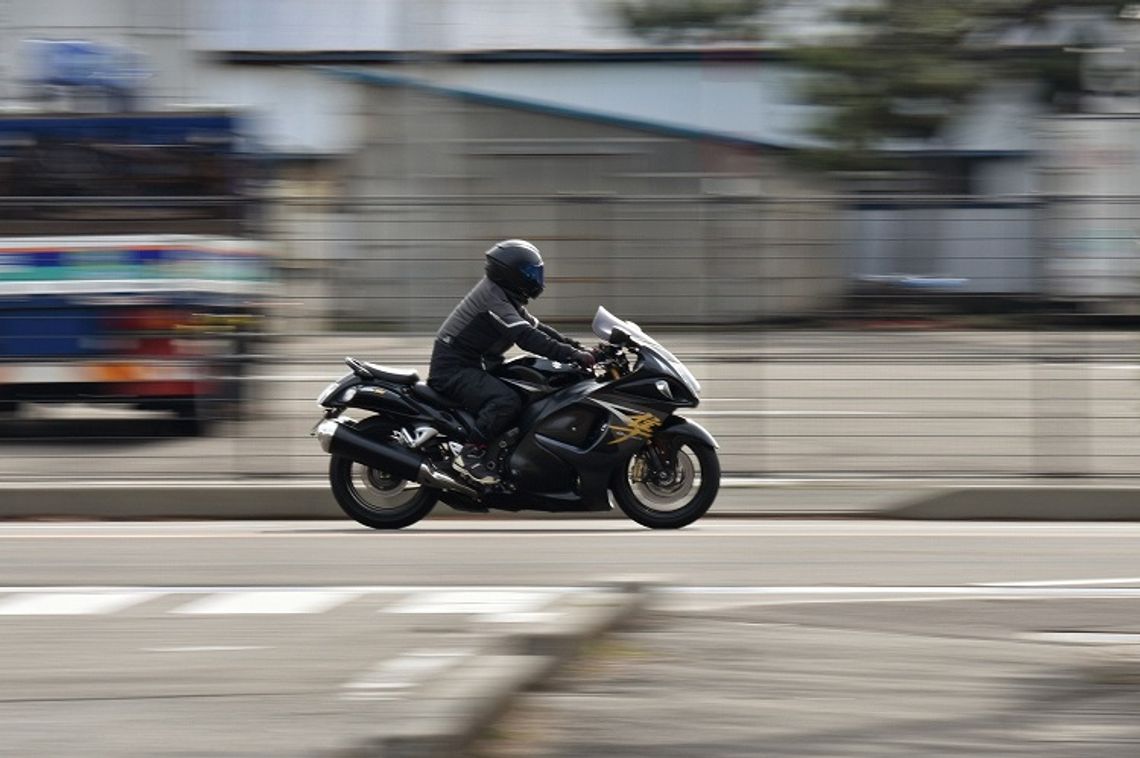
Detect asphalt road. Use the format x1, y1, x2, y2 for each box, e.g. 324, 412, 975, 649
5, 518, 1140, 587
5, 518, 1140, 755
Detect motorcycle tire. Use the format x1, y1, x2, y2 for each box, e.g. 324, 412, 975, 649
328, 418, 438, 530
611, 439, 720, 529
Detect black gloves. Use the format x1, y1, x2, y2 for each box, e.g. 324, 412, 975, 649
572, 350, 596, 369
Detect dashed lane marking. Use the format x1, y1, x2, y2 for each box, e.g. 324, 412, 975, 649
0, 586, 580, 617
170, 589, 365, 615
6, 583, 1140, 617
0, 591, 158, 616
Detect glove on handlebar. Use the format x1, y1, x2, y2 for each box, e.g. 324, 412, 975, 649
572, 350, 596, 369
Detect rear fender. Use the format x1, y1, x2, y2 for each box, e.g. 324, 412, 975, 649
345, 384, 419, 416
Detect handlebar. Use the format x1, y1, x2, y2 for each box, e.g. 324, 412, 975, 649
585, 341, 634, 379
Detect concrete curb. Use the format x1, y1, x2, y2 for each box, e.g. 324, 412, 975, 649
7, 481, 1140, 521
0, 480, 870, 520
355, 582, 647, 758
885, 487, 1140, 521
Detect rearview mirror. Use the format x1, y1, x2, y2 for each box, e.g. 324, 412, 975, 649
610, 327, 632, 346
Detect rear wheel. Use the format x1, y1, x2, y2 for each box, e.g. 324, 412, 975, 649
611, 438, 720, 529
328, 418, 438, 530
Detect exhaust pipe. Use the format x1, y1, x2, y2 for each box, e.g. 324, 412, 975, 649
315, 419, 478, 498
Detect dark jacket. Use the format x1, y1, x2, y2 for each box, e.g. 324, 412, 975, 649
429, 277, 578, 373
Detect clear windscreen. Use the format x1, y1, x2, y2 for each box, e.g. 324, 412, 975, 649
591, 306, 700, 396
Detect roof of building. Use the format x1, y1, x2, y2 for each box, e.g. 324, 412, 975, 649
321, 65, 1034, 157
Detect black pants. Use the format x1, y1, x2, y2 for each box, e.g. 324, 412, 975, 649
428, 360, 521, 444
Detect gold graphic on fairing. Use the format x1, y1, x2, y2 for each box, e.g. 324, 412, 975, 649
608, 413, 662, 445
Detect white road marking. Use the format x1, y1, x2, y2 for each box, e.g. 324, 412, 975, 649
143, 646, 269, 653
170, 589, 363, 615
667, 586, 1140, 598
0, 591, 157, 615
482, 610, 563, 624
1021, 632, 1140, 645
6, 583, 1140, 618
665, 586, 1140, 615
0, 586, 582, 617
342, 650, 472, 701
0, 585, 579, 594
689, 410, 905, 417
384, 589, 561, 615
979, 577, 1140, 588
661, 586, 1140, 612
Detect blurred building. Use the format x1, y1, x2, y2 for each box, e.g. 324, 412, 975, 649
0, 0, 1138, 323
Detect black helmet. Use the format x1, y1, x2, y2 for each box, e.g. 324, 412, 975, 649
485, 239, 545, 301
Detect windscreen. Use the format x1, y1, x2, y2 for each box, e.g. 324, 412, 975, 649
591, 306, 700, 396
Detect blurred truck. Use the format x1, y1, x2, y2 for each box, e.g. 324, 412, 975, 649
0, 109, 269, 431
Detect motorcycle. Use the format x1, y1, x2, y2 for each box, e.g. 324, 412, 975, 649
311, 306, 720, 529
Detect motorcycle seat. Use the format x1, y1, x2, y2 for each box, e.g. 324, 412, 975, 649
412, 382, 464, 409
345, 357, 420, 385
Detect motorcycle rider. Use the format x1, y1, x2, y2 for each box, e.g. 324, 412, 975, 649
428, 239, 595, 485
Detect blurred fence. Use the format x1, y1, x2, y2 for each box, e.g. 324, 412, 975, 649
266, 194, 847, 330
4, 194, 1140, 483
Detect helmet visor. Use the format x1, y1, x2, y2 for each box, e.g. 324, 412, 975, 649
521, 262, 544, 290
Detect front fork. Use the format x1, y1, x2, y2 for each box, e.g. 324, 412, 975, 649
631, 436, 677, 485
631, 414, 719, 485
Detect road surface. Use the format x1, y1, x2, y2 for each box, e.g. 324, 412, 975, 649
4, 518, 1140, 755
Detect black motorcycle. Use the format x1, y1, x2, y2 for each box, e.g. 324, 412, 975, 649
312, 307, 719, 529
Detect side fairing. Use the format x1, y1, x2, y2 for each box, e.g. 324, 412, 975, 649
505, 375, 680, 501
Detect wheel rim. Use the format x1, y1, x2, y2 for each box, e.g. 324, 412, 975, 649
628, 444, 702, 513
349, 462, 421, 513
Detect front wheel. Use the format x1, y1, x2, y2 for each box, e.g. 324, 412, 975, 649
611, 438, 720, 529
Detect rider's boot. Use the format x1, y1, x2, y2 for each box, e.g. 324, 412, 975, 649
452, 442, 500, 485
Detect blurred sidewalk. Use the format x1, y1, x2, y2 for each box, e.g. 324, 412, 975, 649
479, 598, 1140, 757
